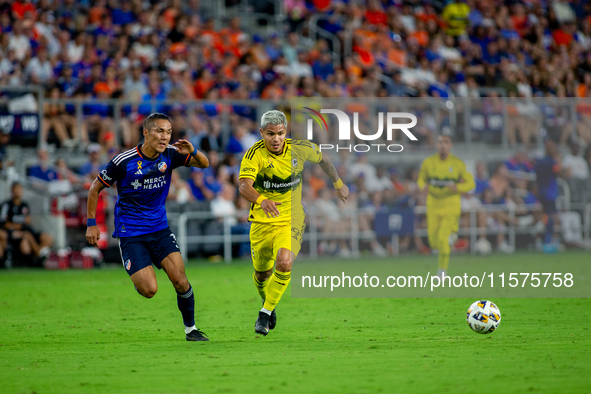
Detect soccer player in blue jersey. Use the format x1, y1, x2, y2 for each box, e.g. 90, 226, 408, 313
86, 113, 210, 341
534, 140, 567, 254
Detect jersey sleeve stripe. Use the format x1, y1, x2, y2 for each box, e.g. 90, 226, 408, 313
97, 174, 110, 187
113, 147, 135, 161
246, 140, 263, 156
246, 142, 264, 160
113, 149, 137, 165
184, 154, 191, 166
239, 173, 256, 180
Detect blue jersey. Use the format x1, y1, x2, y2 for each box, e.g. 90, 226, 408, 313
97, 145, 191, 238
534, 155, 559, 201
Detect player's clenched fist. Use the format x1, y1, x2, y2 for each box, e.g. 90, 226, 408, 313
336, 184, 350, 203
260, 199, 282, 218
86, 225, 100, 247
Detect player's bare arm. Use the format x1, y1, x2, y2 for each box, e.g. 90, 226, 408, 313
319, 152, 349, 203
86, 178, 105, 247
238, 177, 282, 218
172, 139, 209, 168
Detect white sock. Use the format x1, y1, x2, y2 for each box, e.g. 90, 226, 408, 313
437, 269, 447, 278
260, 307, 272, 316
185, 325, 196, 334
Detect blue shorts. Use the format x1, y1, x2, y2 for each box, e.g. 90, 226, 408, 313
118, 227, 180, 276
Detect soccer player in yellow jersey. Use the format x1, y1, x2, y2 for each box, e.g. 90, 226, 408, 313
417, 135, 475, 278
239, 110, 349, 336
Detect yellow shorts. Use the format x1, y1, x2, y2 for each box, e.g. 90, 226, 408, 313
250, 220, 306, 272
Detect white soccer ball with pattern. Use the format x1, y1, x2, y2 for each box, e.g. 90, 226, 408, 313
467, 300, 501, 334
475, 238, 492, 255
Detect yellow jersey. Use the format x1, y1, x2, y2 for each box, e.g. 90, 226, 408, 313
417, 153, 475, 215
239, 138, 322, 224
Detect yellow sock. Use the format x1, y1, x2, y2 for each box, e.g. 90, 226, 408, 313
253, 273, 270, 301
263, 271, 291, 311
438, 253, 450, 270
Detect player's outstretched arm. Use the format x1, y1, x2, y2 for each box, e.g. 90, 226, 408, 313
172, 139, 209, 168
238, 177, 281, 218
86, 178, 105, 247
318, 152, 349, 203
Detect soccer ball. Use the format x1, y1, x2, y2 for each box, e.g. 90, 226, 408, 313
467, 300, 501, 334
475, 238, 492, 255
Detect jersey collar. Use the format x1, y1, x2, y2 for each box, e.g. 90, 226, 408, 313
137, 144, 160, 161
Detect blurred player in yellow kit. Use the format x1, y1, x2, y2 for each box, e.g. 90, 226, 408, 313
417, 135, 475, 278
238, 110, 349, 336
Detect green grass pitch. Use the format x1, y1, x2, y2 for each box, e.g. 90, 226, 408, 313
1, 252, 590, 393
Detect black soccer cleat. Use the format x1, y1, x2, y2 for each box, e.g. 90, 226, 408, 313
261, 300, 277, 330
255, 311, 271, 336
269, 309, 277, 330
186, 329, 209, 342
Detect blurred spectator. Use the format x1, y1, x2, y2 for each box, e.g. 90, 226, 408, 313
226, 125, 258, 155
480, 187, 514, 253
24, 46, 53, 85
28, 148, 58, 183
188, 167, 215, 202
387, 168, 405, 194
211, 183, 238, 226
488, 164, 510, 200
562, 141, 589, 180
312, 52, 335, 81
442, 0, 470, 37
506, 93, 540, 147
359, 191, 388, 256
290, 50, 313, 78
123, 63, 148, 100
168, 171, 193, 204
285, 0, 308, 33
78, 143, 105, 180
0, 182, 53, 266
42, 86, 82, 148
55, 157, 84, 186
504, 150, 535, 182
0, 129, 10, 172
8, 19, 31, 61
474, 161, 490, 197
349, 153, 379, 190
315, 188, 351, 256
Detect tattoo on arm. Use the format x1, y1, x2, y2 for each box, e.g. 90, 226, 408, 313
319, 155, 340, 183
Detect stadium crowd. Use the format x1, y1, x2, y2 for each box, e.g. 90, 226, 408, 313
0, 0, 588, 147
2, 0, 591, 262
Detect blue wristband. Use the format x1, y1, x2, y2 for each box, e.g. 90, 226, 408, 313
87, 218, 97, 227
